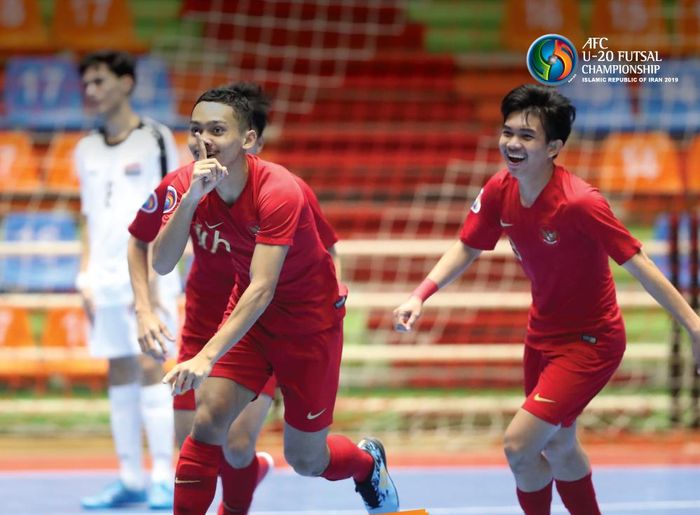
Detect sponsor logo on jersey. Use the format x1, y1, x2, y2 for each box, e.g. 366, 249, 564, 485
306, 408, 326, 420
194, 223, 231, 254
163, 185, 178, 214
540, 227, 559, 245
124, 162, 142, 176
139, 191, 158, 213
470, 188, 484, 214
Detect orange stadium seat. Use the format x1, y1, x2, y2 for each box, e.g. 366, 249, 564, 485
0, 306, 43, 390
43, 132, 84, 192
591, 0, 670, 52
599, 132, 682, 196
684, 135, 700, 193
0, 131, 42, 192
677, 0, 700, 54
0, 306, 35, 348
0, 0, 53, 53
51, 0, 146, 54
501, 0, 582, 52
41, 306, 106, 392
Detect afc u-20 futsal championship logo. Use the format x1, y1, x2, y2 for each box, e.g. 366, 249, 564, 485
527, 34, 578, 85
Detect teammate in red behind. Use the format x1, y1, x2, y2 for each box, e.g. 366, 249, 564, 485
152, 85, 399, 515
127, 83, 345, 515
394, 84, 700, 515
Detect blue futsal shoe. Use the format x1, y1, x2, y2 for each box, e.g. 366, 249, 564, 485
147, 481, 173, 510
81, 480, 146, 509
355, 438, 399, 514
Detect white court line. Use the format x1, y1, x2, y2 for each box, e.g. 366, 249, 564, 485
7, 500, 700, 515
248, 500, 700, 515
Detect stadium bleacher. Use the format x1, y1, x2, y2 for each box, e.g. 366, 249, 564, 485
0, 0, 696, 436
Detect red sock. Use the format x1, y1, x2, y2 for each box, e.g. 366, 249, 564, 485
320, 434, 374, 482
555, 472, 601, 515
516, 480, 553, 515
218, 455, 259, 515
174, 436, 221, 515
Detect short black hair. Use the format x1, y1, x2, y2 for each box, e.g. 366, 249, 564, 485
501, 84, 576, 144
78, 50, 136, 81
195, 82, 270, 135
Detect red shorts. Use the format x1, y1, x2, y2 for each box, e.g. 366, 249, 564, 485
522, 339, 625, 427
173, 334, 277, 411
210, 321, 343, 432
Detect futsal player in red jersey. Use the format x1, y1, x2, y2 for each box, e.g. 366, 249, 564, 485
152, 86, 399, 515
127, 83, 346, 515
394, 84, 700, 515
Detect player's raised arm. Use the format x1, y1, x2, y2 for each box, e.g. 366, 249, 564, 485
163, 243, 287, 394
622, 249, 700, 368
153, 133, 227, 274
393, 241, 482, 332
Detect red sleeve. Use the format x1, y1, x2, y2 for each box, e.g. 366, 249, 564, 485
160, 166, 193, 228
459, 173, 503, 250
128, 173, 176, 243
572, 190, 642, 265
295, 177, 338, 248
256, 172, 303, 246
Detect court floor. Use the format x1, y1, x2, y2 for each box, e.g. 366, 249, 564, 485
2, 465, 700, 514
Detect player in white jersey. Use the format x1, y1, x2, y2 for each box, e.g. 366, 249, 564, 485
74, 50, 180, 511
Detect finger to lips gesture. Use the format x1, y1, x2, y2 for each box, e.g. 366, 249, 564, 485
190, 133, 228, 198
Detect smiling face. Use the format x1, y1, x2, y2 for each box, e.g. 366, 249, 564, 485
499, 110, 562, 179
188, 101, 257, 166
81, 63, 133, 115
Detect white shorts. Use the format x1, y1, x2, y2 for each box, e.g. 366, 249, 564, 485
88, 302, 178, 359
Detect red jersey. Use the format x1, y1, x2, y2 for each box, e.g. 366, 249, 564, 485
162, 154, 342, 336
459, 165, 641, 349
128, 160, 339, 341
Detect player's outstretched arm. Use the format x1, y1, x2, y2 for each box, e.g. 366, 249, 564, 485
623, 249, 700, 368
163, 243, 288, 395
394, 241, 482, 332
127, 236, 174, 361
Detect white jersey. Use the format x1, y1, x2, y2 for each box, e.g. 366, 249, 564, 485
76, 118, 181, 307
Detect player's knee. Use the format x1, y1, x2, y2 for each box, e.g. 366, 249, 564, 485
107, 356, 140, 385
139, 355, 163, 384
192, 402, 231, 440
284, 447, 325, 477
224, 433, 256, 468
543, 436, 577, 464
503, 433, 533, 472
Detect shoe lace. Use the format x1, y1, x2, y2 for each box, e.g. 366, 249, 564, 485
355, 475, 380, 508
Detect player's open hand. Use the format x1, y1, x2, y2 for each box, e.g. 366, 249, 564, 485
162, 353, 212, 395
189, 133, 228, 200
136, 310, 174, 362
393, 296, 424, 332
